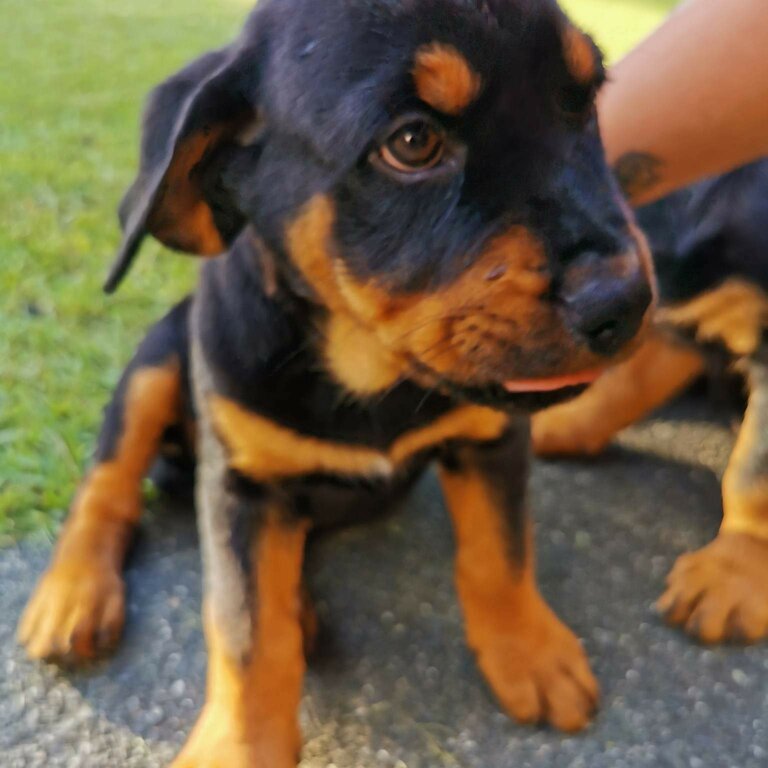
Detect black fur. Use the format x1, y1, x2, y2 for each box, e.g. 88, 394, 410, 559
636, 159, 768, 494
637, 159, 768, 304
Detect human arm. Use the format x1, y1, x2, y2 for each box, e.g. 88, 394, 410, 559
598, 0, 768, 205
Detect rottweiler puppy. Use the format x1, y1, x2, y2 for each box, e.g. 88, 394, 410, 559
18, 0, 653, 764
534, 159, 768, 646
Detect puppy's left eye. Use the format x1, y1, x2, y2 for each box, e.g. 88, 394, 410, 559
379, 120, 445, 172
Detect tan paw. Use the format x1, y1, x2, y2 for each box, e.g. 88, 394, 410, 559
658, 532, 768, 644
17, 561, 125, 662
474, 605, 599, 732
531, 408, 607, 458
172, 706, 300, 768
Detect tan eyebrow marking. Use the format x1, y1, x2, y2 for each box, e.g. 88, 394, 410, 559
563, 26, 597, 85
412, 43, 483, 116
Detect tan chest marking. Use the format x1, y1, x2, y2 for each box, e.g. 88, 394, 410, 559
323, 312, 408, 395
210, 396, 508, 483
657, 279, 768, 357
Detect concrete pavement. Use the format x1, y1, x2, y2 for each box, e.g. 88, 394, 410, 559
2, 394, 767, 768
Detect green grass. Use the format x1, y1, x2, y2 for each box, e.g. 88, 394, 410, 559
563, 0, 677, 62
0, 0, 676, 541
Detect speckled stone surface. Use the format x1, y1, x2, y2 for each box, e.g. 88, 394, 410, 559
2, 395, 767, 768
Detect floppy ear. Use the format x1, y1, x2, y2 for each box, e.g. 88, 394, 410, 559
104, 44, 261, 293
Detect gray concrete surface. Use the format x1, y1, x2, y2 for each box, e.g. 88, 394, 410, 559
2, 395, 767, 768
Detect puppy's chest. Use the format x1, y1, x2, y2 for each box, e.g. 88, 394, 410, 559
209, 376, 509, 485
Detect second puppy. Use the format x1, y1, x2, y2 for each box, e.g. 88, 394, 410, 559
534, 159, 768, 645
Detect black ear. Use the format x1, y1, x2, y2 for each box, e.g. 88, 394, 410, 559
104, 44, 261, 293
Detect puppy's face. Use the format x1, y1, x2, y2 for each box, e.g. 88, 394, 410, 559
114, 0, 654, 410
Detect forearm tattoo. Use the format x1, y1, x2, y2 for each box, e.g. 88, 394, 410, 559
613, 151, 664, 201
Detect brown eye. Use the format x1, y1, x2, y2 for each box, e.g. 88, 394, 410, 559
380, 120, 445, 172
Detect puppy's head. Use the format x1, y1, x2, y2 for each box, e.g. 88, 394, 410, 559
109, 0, 654, 410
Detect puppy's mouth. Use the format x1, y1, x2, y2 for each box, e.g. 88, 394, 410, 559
502, 368, 604, 393
417, 366, 605, 413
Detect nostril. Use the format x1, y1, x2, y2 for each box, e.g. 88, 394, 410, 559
570, 307, 630, 355
566, 297, 624, 350
588, 319, 619, 345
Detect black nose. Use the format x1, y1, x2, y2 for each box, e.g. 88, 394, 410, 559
561, 251, 652, 356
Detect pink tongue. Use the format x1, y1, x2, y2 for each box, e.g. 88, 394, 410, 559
503, 369, 603, 393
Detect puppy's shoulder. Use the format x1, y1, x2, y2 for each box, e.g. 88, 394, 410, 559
194, 232, 305, 391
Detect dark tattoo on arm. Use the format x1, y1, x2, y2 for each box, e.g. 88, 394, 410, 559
613, 151, 664, 201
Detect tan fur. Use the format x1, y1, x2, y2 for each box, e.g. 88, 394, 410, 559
439, 462, 599, 732
532, 332, 704, 457
722, 384, 768, 541
284, 195, 346, 311
285, 195, 627, 390
210, 396, 393, 481
323, 312, 407, 395
563, 27, 596, 84
172, 520, 308, 768
149, 131, 228, 255
412, 43, 482, 115
211, 395, 508, 483
658, 279, 768, 357
389, 406, 508, 464
81, 363, 182, 523
18, 363, 181, 660
659, 532, 768, 644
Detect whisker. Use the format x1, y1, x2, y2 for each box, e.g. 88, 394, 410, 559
414, 387, 436, 414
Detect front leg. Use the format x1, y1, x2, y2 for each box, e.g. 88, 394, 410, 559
439, 421, 598, 732
19, 338, 183, 662
173, 449, 307, 768
659, 350, 768, 643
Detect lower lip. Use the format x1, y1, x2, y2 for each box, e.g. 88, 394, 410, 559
503, 369, 604, 394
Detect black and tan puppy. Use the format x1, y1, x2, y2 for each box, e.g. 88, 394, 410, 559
534, 159, 768, 646
19, 1, 653, 764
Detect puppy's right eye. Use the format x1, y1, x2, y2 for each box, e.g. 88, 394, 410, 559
380, 120, 446, 172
